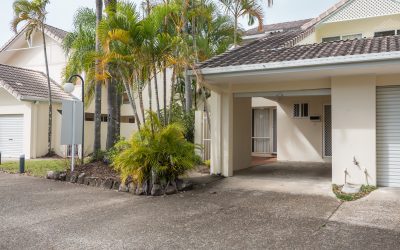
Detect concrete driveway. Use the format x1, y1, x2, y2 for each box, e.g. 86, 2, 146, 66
223, 162, 333, 196
0, 171, 399, 249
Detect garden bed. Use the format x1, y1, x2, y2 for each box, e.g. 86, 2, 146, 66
332, 184, 377, 201
47, 161, 196, 196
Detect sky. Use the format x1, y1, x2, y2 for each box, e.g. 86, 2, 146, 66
0, 0, 338, 46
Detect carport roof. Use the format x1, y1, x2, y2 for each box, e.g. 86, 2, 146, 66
0, 64, 74, 102
198, 35, 400, 70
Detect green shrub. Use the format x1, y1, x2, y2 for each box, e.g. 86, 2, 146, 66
112, 112, 198, 185
204, 160, 211, 168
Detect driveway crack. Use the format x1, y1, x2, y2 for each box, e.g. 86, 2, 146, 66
313, 201, 344, 235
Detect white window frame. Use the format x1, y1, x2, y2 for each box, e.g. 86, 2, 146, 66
293, 103, 309, 118
322, 33, 362, 42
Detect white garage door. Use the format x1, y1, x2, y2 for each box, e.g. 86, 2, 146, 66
377, 86, 400, 187
0, 115, 24, 157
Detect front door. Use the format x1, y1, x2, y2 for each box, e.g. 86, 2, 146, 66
252, 108, 271, 155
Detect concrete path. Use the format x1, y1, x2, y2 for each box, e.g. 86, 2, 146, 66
0, 172, 399, 249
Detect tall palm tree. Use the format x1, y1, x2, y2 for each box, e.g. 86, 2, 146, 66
93, 0, 103, 155
11, 0, 53, 155
104, 0, 118, 150
219, 0, 273, 46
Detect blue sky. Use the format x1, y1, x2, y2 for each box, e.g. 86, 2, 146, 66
0, 0, 338, 46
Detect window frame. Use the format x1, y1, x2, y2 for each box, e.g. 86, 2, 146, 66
374, 30, 396, 37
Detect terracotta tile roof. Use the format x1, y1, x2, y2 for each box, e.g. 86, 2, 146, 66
0, 64, 73, 102
245, 19, 313, 36
199, 35, 400, 69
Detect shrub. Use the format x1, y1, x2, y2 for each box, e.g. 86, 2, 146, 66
112, 112, 198, 186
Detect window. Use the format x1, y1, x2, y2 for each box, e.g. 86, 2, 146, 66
121, 116, 135, 124
85, 113, 94, 121
322, 36, 340, 43
374, 30, 396, 37
293, 103, 309, 118
123, 93, 130, 104
342, 33, 362, 40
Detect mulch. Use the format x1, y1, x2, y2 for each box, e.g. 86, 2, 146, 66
72, 162, 120, 179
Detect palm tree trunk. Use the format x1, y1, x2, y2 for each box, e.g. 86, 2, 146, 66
121, 77, 141, 131
138, 84, 145, 124
106, 78, 117, 150
234, 16, 238, 47
168, 67, 176, 124
115, 90, 121, 138
153, 65, 161, 120
94, 0, 103, 155
163, 65, 167, 126
105, 0, 117, 150
41, 26, 53, 155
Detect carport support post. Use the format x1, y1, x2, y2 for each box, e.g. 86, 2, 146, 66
209, 90, 234, 177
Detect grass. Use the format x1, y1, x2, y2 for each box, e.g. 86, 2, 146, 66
0, 159, 69, 177
333, 184, 377, 201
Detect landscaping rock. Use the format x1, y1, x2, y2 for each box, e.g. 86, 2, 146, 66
127, 182, 136, 193
151, 184, 163, 196
87, 177, 97, 187
59, 172, 67, 181
69, 173, 79, 183
77, 173, 86, 184
96, 178, 103, 187
112, 180, 121, 190
46, 171, 60, 180
135, 182, 148, 195
119, 183, 129, 192
176, 179, 193, 191
102, 178, 114, 189
165, 185, 177, 195
83, 177, 91, 185
342, 183, 362, 194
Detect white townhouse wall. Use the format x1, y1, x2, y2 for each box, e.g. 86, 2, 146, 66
198, 0, 400, 187
0, 25, 173, 157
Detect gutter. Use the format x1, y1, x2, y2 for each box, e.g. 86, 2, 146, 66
193, 51, 400, 77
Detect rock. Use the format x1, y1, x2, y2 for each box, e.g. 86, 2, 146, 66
135, 182, 147, 195
102, 178, 114, 189
69, 173, 79, 183
165, 185, 177, 195
151, 184, 163, 196
87, 177, 97, 187
112, 180, 121, 190
46, 171, 60, 180
96, 178, 103, 187
176, 179, 193, 191
127, 182, 137, 193
119, 183, 129, 192
59, 172, 67, 181
342, 183, 362, 194
77, 173, 86, 184
83, 177, 91, 185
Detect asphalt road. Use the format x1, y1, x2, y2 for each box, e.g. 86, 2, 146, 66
0, 172, 399, 249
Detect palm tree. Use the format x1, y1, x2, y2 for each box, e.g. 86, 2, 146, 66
219, 0, 273, 46
94, 0, 103, 155
97, 1, 143, 130
104, 0, 118, 150
11, 0, 54, 155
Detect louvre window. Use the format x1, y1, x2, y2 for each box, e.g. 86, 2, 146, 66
342, 34, 362, 40
374, 30, 395, 37
322, 36, 340, 42
293, 103, 309, 118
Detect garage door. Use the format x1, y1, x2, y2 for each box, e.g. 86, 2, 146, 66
0, 115, 24, 157
377, 86, 400, 187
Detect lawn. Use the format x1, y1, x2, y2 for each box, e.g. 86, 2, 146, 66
0, 159, 68, 177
